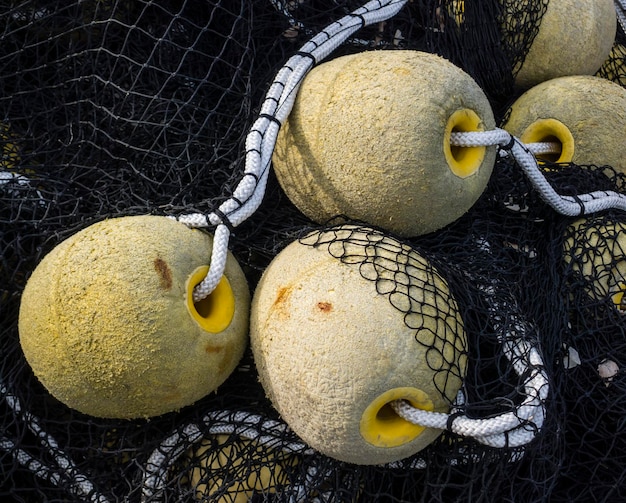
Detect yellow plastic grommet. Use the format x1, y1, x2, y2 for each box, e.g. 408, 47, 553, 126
359, 387, 434, 448
520, 118, 575, 163
611, 282, 626, 312
187, 266, 235, 333
444, 109, 487, 178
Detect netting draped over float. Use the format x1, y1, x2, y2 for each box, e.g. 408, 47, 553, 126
1, 1, 626, 502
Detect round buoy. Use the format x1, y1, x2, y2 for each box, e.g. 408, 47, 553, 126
19, 215, 250, 419
187, 434, 295, 502
511, 0, 616, 88
563, 217, 626, 310
250, 225, 467, 465
272, 50, 496, 237
502, 75, 626, 171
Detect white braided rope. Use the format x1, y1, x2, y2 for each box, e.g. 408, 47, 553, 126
391, 127, 626, 445
0, 436, 65, 487
171, 0, 624, 458
392, 275, 548, 449
190, 224, 230, 302
452, 129, 626, 215
0, 381, 110, 503
141, 409, 354, 502
516, 141, 560, 156
141, 410, 313, 503
176, 0, 409, 300
183, 0, 626, 301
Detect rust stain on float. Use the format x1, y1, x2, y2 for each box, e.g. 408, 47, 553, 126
204, 343, 231, 375
218, 355, 232, 374
274, 286, 290, 305
317, 301, 333, 313
153, 257, 172, 290
272, 285, 293, 319
204, 344, 223, 354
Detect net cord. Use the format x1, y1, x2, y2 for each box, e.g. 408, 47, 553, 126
181, 0, 626, 302
139, 266, 547, 499
452, 129, 626, 215
0, 382, 110, 503
140, 410, 314, 503
174, 0, 410, 302
392, 278, 548, 449
268, 0, 397, 48
0, 171, 45, 205
5, 2, 624, 498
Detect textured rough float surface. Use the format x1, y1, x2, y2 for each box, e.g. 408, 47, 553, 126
503, 75, 626, 172
250, 226, 467, 465
273, 50, 496, 237
513, 0, 616, 88
18, 215, 250, 419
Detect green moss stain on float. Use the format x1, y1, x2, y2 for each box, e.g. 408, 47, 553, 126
18, 215, 251, 419
272, 50, 496, 237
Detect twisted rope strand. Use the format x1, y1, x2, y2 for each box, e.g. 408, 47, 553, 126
182, 130, 621, 447
391, 277, 549, 448
181, 5, 626, 300
176, 0, 624, 454
452, 129, 626, 215
176, 0, 409, 300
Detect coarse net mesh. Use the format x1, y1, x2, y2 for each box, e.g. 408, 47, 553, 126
597, 16, 626, 87
296, 224, 468, 406
1, 0, 625, 502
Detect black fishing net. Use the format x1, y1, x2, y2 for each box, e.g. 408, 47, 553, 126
1, 1, 626, 502
295, 224, 468, 407
597, 16, 626, 87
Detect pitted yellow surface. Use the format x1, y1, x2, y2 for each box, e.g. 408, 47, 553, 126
503, 75, 626, 173
250, 226, 467, 465
19, 215, 250, 419
512, 0, 616, 88
272, 50, 496, 237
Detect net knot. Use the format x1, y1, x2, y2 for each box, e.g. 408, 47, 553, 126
210, 208, 236, 234
500, 133, 517, 151
348, 12, 367, 28
258, 113, 283, 128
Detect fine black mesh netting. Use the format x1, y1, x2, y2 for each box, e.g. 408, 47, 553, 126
597, 13, 626, 86
2, 1, 626, 502
295, 225, 468, 407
